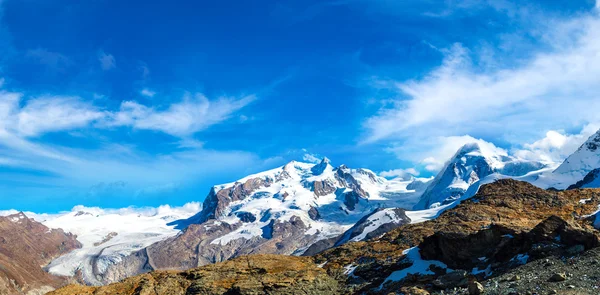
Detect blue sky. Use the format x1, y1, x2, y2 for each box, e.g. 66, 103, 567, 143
1, 0, 600, 212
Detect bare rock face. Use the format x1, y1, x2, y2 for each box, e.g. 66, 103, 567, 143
313, 180, 336, 196
198, 177, 273, 223
49, 255, 341, 295
419, 215, 600, 270
0, 212, 81, 294
335, 166, 370, 199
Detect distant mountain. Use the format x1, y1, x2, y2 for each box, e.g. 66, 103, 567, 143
415, 143, 547, 209
100, 159, 428, 284
0, 212, 81, 295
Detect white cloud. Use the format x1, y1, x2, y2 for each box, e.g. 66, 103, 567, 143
106, 93, 256, 137
0, 92, 103, 137
0, 88, 255, 139
388, 135, 508, 172
140, 88, 156, 97
98, 51, 116, 70
364, 13, 600, 144
514, 124, 600, 163
302, 153, 321, 164
379, 168, 420, 180
17, 96, 104, 137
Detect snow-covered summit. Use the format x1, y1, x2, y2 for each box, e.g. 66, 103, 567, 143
193, 158, 425, 246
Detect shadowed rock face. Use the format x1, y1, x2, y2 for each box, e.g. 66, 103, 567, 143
0, 213, 81, 295
48, 255, 341, 295
568, 168, 600, 189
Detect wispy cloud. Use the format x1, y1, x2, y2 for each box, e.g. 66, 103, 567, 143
364, 12, 600, 143
379, 168, 419, 180
98, 50, 116, 70
106, 93, 256, 137
0, 88, 255, 139
0, 83, 263, 198
140, 88, 156, 98
387, 135, 508, 172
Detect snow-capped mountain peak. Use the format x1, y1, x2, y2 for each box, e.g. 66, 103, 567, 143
414, 143, 501, 209
414, 142, 548, 210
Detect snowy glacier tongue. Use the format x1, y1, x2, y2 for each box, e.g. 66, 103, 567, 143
32, 203, 200, 285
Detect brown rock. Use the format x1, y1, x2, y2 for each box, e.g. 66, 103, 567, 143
432, 270, 468, 289
49, 255, 340, 295
399, 286, 430, 295
468, 281, 484, 295
548, 273, 567, 282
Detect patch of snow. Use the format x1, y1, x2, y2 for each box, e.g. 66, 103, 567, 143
472, 264, 492, 277
381, 247, 448, 285
511, 253, 529, 265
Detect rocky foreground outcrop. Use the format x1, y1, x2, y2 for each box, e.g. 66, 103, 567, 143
315, 179, 600, 293
0, 212, 81, 294
48, 255, 341, 295
50, 180, 600, 294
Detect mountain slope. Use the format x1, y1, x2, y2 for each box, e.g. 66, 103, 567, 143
0, 212, 81, 295
99, 159, 427, 284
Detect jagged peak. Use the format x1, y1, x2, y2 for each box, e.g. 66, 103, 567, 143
311, 157, 332, 175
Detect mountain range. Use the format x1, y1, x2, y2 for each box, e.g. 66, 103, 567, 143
4, 128, 600, 294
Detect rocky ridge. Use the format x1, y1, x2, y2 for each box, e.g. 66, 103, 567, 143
48, 255, 340, 295
0, 212, 81, 295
